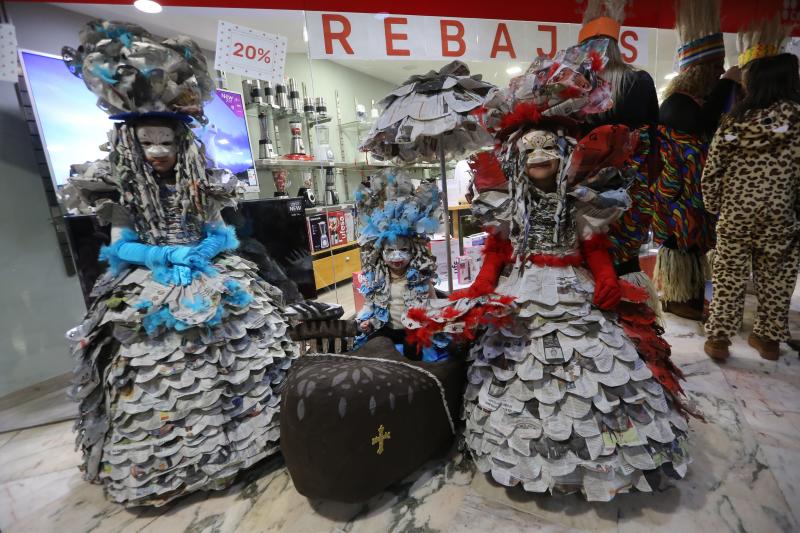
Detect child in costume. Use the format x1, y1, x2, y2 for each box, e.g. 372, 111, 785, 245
63, 21, 298, 506
653, 0, 740, 321
702, 17, 800, 361
407, 43, 694, 501
356, 60, 495, 360
355, 172, 443, 360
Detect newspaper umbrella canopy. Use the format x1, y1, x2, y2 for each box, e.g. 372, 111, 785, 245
360, 60, 497, 291
359, 61, 496, 164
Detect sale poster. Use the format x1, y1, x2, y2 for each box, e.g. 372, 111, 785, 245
215, 21, 287, 83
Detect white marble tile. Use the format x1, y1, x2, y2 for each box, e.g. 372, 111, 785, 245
713, 350, 800, 526
449, 490, 574, 533
0, 420, 79, 484
0, 430, 19, 451
2, 280, 799, 533
759, 443, 800, 526
0, 467, 84, 532
234, 451, 475, 533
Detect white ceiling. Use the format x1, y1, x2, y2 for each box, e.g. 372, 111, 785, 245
51, 2, 741, 95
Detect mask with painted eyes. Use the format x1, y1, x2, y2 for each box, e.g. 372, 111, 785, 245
136, 125, 178, 176
382, 238, 412, 271
136, 125, 177, 158
518, 129, 561, 165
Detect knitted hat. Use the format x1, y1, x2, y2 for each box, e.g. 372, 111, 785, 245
674, 0, 725, 72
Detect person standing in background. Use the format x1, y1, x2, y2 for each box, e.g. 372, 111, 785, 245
652, 0, 740, 321
580, 0, 665, 324
702, 18, 800, 361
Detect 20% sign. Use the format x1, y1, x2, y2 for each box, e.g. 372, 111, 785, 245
215, 21, 287, 83
232, 42, 271, 63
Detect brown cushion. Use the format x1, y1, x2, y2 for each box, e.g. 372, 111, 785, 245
280, 342, 466, 502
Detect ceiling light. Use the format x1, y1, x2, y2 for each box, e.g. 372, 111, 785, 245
664, 71, 678, 80
506, 66, 522, 76
134, 0, 162, 14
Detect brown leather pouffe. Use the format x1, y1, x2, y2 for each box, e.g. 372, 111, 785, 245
280, 337, 466, 502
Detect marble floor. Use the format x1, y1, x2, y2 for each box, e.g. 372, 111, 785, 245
1, 284, 798, 533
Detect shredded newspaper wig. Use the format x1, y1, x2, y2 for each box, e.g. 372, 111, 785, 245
110, 120, 210, 244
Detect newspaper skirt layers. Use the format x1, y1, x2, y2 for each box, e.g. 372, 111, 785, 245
67, 253, 299, 506
462, 261, 691, 501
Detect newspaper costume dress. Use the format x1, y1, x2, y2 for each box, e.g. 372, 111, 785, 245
407, 43, 693, 501
63, 21, 298, 506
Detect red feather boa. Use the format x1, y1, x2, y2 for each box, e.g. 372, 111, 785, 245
525, 251, 583, 267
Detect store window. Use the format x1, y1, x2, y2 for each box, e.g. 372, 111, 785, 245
2, 0, 798, 397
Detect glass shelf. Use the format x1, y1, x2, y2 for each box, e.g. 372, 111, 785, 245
245, 103, 333, 124
339, 120, 374, 132
254, 159, 457, 170
305, 203, 355, 215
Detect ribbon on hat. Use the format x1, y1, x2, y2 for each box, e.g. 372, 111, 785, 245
677, 33, 725, 72
738, 43, 780, 67
579, 17, 621, 43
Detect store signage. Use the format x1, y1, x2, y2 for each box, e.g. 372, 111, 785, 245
0, 23, 18, 83
306, 12, 649, 66
215, 20, 287, 83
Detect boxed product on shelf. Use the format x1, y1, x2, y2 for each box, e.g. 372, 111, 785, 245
464, 232, 487, 272
466, 232, 488, 248
344, 209, 356, 243
427, 237, 460, 282
455, 255, 473, 285
307, 213, 330, 253
327, 210, 348, 247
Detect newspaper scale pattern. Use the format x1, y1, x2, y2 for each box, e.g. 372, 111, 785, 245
417, 194, 692, 500
68, 246, 298, 506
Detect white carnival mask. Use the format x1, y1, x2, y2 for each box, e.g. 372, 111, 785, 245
518, 129, 560, 164
382, 238, 412, 271
136, 125, 177, 159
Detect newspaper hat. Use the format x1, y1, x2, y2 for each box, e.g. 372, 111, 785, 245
484, 38, 613, 144
63, 19, 214, 123
359, 61, 496, 163
354, 171, 442, 248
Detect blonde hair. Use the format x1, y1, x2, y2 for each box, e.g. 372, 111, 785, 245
581, 0, 634, 103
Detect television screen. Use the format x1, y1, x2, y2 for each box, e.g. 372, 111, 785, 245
19, 50, 258, 192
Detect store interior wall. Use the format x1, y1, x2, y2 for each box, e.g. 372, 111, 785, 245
0, 3, 96, 397
233, 57, 397, 200
0, 3, 401, 397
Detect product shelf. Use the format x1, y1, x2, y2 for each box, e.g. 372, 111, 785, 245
255, 159, 455, 170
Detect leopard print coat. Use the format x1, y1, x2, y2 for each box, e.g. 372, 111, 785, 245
702, 100, 800, 235
702, 100, 800, 341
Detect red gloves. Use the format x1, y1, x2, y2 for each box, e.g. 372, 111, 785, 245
580, 233, 621, 310
450, 231, 513, 300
